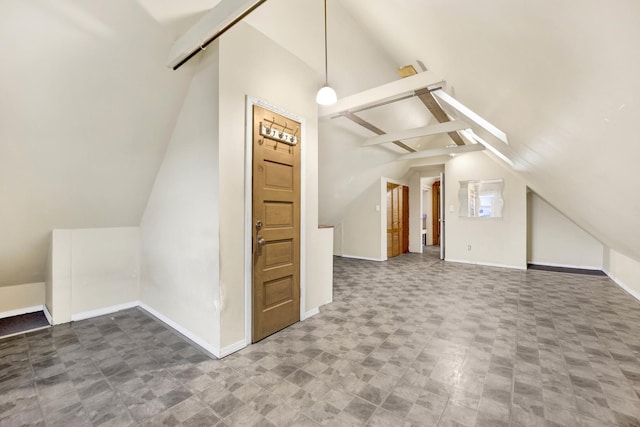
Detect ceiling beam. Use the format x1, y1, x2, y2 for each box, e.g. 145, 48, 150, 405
341, 112, 416, 153
414, 90, 466, 146
399, 143, 485, 161
362, 120, 469, 147
432, 89, 508, 144
167, 0, 266, 70
319, 71, 443, 118
396, 65, 466, 146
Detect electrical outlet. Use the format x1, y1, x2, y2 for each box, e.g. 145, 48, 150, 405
467, 244, 471, 251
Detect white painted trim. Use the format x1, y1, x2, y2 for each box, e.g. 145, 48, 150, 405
340, 254, 386, 262
71, 301, 139, 322
244, 97, 307, 352
445, 258, 527, 271
432, 89, 508, 144
0, 305, 44, 320
219, 339, 249, 358
320, 71, 442, 118
302, 307, 319, 320
167, 0, 266, 68
244, 97, 254, 348
527, 261, 603, 271
605, 271, 640, 302
138, 302, 221, 358
0, 325, 50, 339
43, 305, 53, 325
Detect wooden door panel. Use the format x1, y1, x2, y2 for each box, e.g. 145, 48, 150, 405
263, 202, 293, 228
252, 105, 300, 343
264, 161, 294, 190
263, 241, 293, 267
264, 277, 294, 308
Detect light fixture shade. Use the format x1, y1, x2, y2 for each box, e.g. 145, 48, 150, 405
316, 85, 337, 106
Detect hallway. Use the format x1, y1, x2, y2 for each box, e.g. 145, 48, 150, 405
2, 255, 640, 426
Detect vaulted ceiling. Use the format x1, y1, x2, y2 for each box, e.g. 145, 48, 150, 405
2, 0, 639, 287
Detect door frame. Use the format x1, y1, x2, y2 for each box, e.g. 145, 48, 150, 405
244, 96, 308, 346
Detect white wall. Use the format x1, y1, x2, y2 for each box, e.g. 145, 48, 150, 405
0, 0, 193, 288
217, 22, 327, 349
140, 46, 221, 352
408, 172, 422, 253
307, 228, 334, 313
50, 230, 72, 324
528, 192, 604, 269
605, 249, 640, 302
445, 151, 527, 269
49, 227, 139, 324
339, 181, 384, 260
0, 283, 45, 317
71, 228, 140, 316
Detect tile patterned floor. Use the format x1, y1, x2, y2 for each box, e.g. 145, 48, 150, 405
3, 251, 640, 426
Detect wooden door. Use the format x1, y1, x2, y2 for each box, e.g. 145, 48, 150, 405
252, 105, 300, 343
402, 185, 409, 253
432, 180, 441, 246
386, 184, 409, 258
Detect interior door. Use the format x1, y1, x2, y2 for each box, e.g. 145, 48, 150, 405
252, 105, 300, 343
402, 185, 409, 253
386, 183, 409, 258
432, 180, 441, 246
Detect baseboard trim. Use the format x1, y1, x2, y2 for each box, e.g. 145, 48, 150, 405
219, 339, 248, 358
303, 307, 320, 320
138, 302, 221, 359
527, 263, 606, 276
340, 254, 385, 262
0, 305, 44, 320
71, 301, 139, 322
43, 305, 53, 325
606, 271, 640, 303
445, 258, 527, 270
0, 325, 50, 340
527, 261, 604, 271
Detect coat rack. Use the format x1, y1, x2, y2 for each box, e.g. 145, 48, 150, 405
260, 117, 299, 146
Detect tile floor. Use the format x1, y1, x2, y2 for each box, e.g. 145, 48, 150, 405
3, 251, 640, 426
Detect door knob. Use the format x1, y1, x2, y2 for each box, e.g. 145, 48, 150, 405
257, 236, 265, 247
256, 220, 263, 230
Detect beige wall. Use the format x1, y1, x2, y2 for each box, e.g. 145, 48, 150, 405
50, 229, 72, 324
218, 22, 326, 349
0, 282, 45, 315
527, 192, 604, 269
140, 46, 221, 353
71, 228, 140, 316
307, 228, 334, 313
604, 249, 640, 301
339, 181, 384, 260
445, 151, 527, 269
49, 227, 139, 324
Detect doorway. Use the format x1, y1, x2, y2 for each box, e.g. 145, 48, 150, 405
251, 105, 301, 343
387, 183, 409, 258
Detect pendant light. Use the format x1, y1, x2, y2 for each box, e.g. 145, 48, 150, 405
316, 0, 337, 105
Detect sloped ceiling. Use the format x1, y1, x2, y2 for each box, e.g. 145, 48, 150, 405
336, 0, 640, 262
0, 0, 196, 286
2, 0, 639, 287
